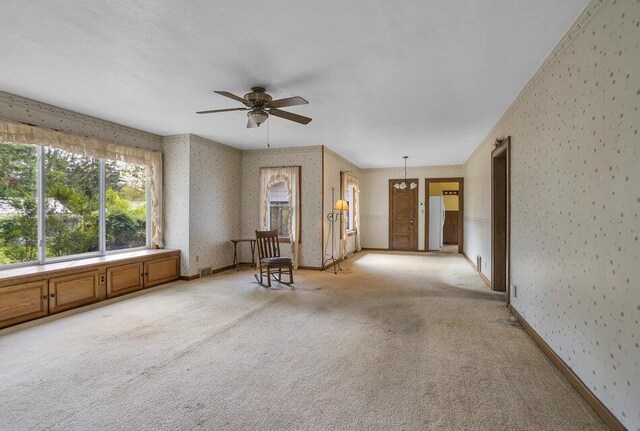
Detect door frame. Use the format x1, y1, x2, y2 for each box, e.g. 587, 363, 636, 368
388, 178, 419, 251
491, 136, 510, 303
425, 177, 464, 253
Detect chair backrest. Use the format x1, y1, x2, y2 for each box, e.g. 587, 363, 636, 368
255, 230, 281, 259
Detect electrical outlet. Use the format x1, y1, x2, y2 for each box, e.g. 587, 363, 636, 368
512, 284, 517, 297
196, 255, 199, 263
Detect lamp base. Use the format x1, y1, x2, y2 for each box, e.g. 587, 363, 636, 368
322, 256, 342, 274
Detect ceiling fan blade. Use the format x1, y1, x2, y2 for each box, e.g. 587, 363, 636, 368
196, 107, 248, 114
246, 117, 259, 128
214, 90, 250, 106
269, 96, 308, 109
269, 109, 312, 125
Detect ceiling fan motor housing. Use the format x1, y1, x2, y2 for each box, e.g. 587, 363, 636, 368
244, 87, 272, 106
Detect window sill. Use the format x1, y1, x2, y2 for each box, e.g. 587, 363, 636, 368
0, 248, 178, 284
276, 238, 302, 244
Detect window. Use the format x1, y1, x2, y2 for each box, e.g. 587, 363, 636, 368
267, 181, 290, 238
0, 141, 149, 268
259, 166, 300, 257
345, 184, 355, 232
45, 147, 100, 258
105, 160, 147, 251
0, 143, 38, 265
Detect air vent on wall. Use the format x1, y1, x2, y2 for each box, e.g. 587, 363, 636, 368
476, 256, 482, 272
199, 267, 212, 277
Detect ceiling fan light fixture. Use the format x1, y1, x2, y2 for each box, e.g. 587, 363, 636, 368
247, 108, 269, 127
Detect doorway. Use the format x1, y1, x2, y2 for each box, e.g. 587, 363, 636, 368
425, 178, 464, 253
492, 137, 510, 301
389, 178, 419, 251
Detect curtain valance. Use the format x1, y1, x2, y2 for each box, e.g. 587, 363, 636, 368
0, 119, 163, 248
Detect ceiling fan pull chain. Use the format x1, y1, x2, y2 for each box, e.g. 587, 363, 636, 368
266, 116, 270, 148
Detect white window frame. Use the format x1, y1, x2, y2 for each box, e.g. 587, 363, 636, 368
266, 181, 291, 241
0, 145, 150, 270
346, 184, 355, 233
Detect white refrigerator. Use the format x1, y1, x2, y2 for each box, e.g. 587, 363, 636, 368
429, 196, 445, 251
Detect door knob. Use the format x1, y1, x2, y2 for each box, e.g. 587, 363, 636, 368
410, 219, 414, 224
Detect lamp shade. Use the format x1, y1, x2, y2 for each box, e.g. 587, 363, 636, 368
334, 199, 349, 211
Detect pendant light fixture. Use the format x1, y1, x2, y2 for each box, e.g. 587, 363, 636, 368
393, 156, 417, 190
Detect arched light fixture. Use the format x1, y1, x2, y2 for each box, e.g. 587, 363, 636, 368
393, 156, 417, 190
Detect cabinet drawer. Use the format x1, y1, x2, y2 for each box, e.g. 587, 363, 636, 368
0, 280, 48, 328
49, 270, 100, 313
107, 262, 143, 298
144, 255, 179, 287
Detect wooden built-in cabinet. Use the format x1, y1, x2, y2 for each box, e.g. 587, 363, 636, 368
144, 255, 180, 288
107, 262, 144, 298
49, 270, 101, 313
0, 280, 48, 328
0, 249, 180, 329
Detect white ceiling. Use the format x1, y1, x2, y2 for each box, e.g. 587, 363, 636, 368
0, 0, 589, 168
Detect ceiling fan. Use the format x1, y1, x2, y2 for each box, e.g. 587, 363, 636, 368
196, 87, 312, 128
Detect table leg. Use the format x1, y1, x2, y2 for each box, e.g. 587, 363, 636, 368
233, 242, 239, 271
250, 241, 256, 269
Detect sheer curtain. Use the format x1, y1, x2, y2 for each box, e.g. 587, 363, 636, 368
259, 166, 301, 268
0, 119, 164, 247
340, 172, 361, 259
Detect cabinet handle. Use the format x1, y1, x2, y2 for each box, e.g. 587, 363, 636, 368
50, 293, 56, 298
42, 295, 48, 299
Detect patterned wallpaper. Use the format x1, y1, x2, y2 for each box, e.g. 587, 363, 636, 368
464, 0, 639, 427
360, 164, 464, 250
0, 90, 162, 152
163, 134, 242, 276
189, 135, 242, 274
323, 147, 363, 260
241, 146, 323, 268
163, 135, 191, 276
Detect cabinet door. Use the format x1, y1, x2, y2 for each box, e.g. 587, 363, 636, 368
0, 280, 48, 328
144, 255, 179, 288
443, 210, 459, 245
107, 262, 143, 298
49, 270, 100, 313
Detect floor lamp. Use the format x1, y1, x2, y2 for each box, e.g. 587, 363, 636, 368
323, 187, 348, 274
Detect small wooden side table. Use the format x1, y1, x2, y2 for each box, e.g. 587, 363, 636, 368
230, 239, 257, 271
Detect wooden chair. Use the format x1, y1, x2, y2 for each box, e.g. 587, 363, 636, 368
254, 230, 294, 288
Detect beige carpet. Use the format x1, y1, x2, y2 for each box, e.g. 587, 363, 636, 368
440, 244, 459, 254
0, 251, 605, 430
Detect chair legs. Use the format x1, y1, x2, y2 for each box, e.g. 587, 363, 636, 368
254, 266, 272, 288
271, 264, 293, 285
254, 264, 293, 288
